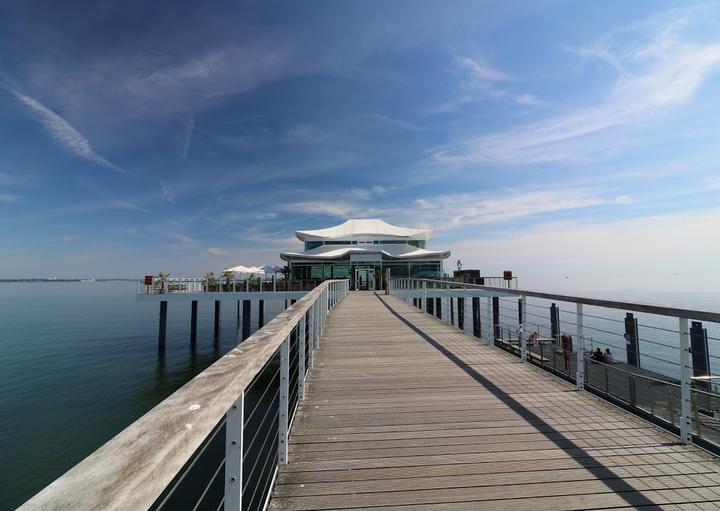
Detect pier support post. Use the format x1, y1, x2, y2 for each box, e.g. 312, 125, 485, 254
457, 297, 463, 330
576, 303, 584, 390
278, 336, 289, 463
625, 313, 640, 367
520, 296, 527, 363
237, 300, 240, 321
472, 297, 480, 337
550, 303, 560, 345
190, 300, 198, 344
224, 393, 244, 511
690, 322, 711, 391
242, 300, 251, 340
258, 300, 265, 329
492, 297, 499, 341
486, 298, 492, 343
158, 301, 167, 350
214, 300, 221, 335
679, 318, 692, 444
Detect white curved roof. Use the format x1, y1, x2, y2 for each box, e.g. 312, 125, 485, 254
296, 219, 429, 241
280, 243, 450, 261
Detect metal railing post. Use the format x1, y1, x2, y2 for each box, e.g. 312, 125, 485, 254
299, 316, 306, 400
486, 297, 492, 343
450, 297, 456, 327
576, 303, 585, 390
278, 336, 290, 464
308, 303, 315, 368
224, 393, 244, 511
315, 297, 320, 350
679, 317, 692, 444
423, 281, 427, 312
463, 293, 473, 335
520, 295, 527, 363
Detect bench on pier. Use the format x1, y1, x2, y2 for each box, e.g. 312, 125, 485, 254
495, 338, 549, 362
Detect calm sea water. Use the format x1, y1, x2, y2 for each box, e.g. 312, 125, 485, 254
1, 283, 719, 509
0, 282, 286, 510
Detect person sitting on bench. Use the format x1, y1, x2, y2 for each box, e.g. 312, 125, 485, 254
604, 348, 615, 363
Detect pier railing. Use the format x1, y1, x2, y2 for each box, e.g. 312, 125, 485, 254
390, 278, 720, 453
20, 279, 350, 511
138, 277, 323, 295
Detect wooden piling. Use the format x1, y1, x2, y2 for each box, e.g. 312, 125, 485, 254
158, 301, 167, 350
242, 300, 251, 340
214, 300, 221, 335
258, 299, 265, 329
472, 297, 481, 337
191, 300, 198, 344
492, 296, 500, 339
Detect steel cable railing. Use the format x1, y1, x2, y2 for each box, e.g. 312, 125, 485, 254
20, 279, 350, 511
389, 277, 720, 454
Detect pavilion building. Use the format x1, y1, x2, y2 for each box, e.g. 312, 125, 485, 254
280, 219, 450, 290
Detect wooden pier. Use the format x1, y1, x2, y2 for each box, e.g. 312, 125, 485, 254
271, 292, 720, 510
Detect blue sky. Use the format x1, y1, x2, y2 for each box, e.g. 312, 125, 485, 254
1, 1, 720, 291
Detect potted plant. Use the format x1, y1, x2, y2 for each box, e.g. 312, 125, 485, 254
204, 271, 216, 292
222, 270, 235, 292
157, 272, 170, 294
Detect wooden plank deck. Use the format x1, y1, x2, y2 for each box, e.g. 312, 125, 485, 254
270, 292, 720, 510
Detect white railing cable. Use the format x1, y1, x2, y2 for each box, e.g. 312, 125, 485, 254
20, 280, 349, 511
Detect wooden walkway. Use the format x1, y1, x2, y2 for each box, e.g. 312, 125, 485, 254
270, 292, 720, 510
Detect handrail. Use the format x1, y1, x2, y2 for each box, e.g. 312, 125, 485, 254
403, 278, 720, 322
390, 277, 720, 452
20, 279, 350, 511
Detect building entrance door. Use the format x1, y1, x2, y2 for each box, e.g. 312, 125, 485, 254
356, 269, 369, 290
355, 267, 376, 290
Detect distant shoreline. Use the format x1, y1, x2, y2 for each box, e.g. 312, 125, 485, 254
0, 278, 139, 283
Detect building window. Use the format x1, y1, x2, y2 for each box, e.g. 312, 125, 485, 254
408, 240, 426, 249
305, 241, 322, 251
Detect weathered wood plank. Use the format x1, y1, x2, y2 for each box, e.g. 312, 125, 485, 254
270, 292, 720, 511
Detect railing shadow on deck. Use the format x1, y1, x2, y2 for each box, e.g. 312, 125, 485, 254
376, 293, 660, 509
389, 277, 720, 456
18, 280, 350, 511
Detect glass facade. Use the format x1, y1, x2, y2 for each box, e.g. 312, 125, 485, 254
290, 261, 441, 281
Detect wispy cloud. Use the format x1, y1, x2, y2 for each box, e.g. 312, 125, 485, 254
181, 111, 195, 160
165, 232, 196, 244
432, 10, 720, 166
207, 247, 229, 256
0, 170, 35, 187
6, 88, 127, 174
0, 193, 20, 204
59, 198, 150, 214
355, 114, 421, 132
409, 187, 606, 231
109, 199, 149, 213
449, 208, 720, 292
516, 93, 547, 107
454, 55, 509, 82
